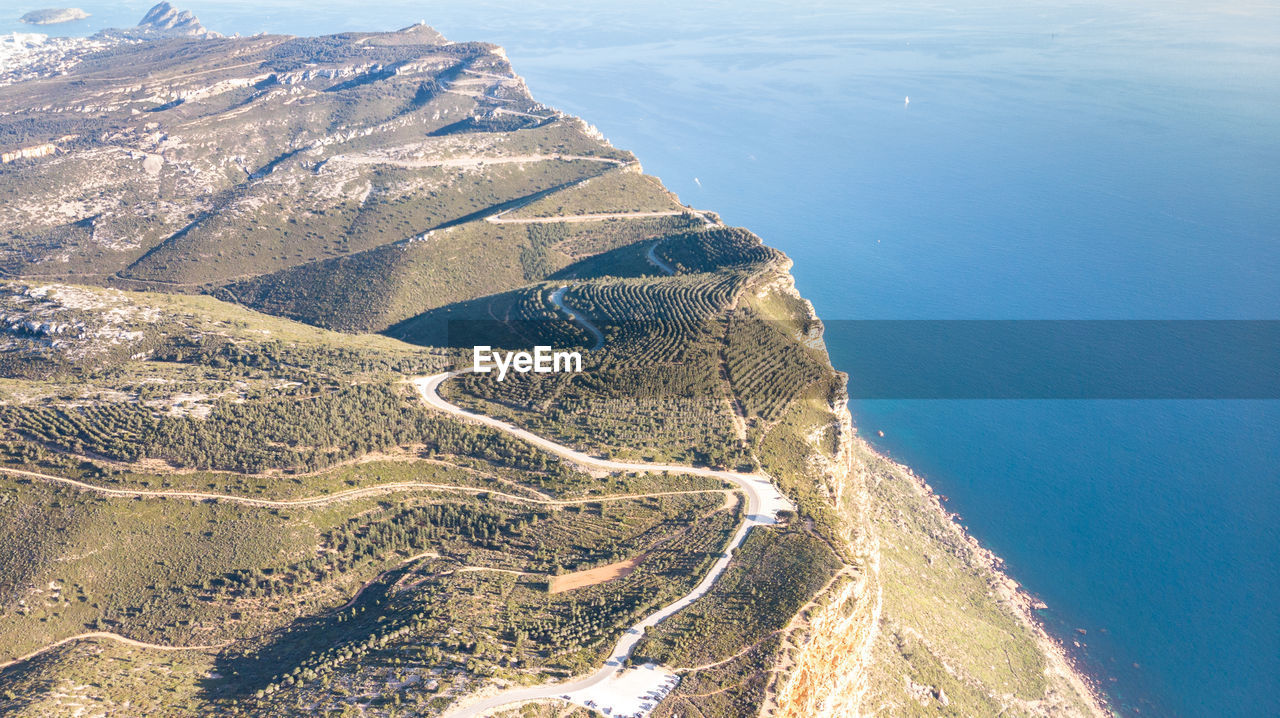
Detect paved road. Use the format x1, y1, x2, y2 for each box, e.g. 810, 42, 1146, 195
548, 285, 604, 351
333, 153, 625, 170
411, 373, 793, 718
488, 209, 686, 225
645, 240, 677, 276
412, 374, 787, 522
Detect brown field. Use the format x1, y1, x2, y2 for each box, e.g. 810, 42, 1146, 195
548, 554, 647, 594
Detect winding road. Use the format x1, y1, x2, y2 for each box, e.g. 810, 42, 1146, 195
412, 374, 788, 522
548, 285, 604, 351
0, 285, 793, 718
646, 239, 677, 276
419, 282, 794, 716
487, 209, 686, 225
331, 153, 626, 171
412, 371, 792, 718
2, 372, 792, 713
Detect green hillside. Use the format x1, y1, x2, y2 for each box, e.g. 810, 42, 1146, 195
0, 10, 1108, 718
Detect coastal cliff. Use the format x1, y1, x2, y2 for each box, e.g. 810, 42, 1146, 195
752, 264, 1108, 717
0, 9, 1114, 716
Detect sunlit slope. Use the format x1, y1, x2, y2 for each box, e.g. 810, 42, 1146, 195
0, 15, 1107, 718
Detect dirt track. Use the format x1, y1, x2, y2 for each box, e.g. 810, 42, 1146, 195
0, 465, 729, 510
0, 632, 229, 672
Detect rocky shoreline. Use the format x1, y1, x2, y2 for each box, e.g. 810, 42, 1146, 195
865, 432, 1113, 716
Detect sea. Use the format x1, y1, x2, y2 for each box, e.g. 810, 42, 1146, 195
4, 1, 1278, 715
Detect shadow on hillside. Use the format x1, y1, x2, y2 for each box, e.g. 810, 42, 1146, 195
198, 563, 418, 702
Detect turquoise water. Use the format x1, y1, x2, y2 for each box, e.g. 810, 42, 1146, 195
7, 2, 1279, 715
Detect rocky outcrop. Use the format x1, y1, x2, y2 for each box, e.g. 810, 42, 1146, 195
138, 2, 208, 36
0, 32, 117, 88
1, 142, 57, 164
105, 2, 220, 39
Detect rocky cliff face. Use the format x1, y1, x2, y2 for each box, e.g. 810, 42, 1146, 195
0, 143, 57, 164
772, 400, 882, 718
129, 2, 219, 38
757, 263, 1109, 718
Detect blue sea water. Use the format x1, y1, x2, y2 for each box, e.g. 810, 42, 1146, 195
6, 2, 1279, 715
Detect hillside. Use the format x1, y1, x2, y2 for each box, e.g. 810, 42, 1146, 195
0, 6, 1109, 718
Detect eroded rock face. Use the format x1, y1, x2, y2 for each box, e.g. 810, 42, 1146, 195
122, 2, 220, 39
0, 143, 58, 164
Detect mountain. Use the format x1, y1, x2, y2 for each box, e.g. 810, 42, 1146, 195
135, 2, 216, 37
0, 8, 1109, 718
98, 1, 220, 39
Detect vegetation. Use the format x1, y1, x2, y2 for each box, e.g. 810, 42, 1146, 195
553, 214, 703, 259
654, 637, 783, 718
635, 527, 841, 668
855, 439, 1097, 716
0, 16, 1106, 718
6, 382, 434, 473
506, 168, 683, 218
204, 494, 740, 713
653, 226, 784, 274
0, 638, 217, 717
493, 703, 594, 718
754, 385, 850, 556
437, 267, 831, 469
724, 310, 830, 423
126, 158, 612, 289
0, 459, 740, 714
0, 476, 326, 657
391, 284, 587, 351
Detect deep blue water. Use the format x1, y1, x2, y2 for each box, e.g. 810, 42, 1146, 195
7, 2, 1279, 715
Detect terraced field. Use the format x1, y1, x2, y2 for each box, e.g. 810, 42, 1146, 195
651, 227, 785, 275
